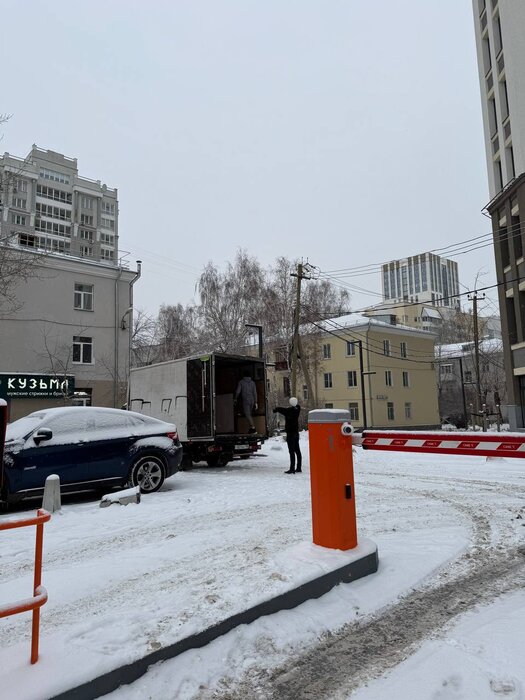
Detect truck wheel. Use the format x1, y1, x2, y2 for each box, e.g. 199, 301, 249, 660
180, 453, 193, 471
131, 454, 165, 493
206, 454, 221, 467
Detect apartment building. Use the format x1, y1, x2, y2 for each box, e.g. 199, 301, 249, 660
364, 301, 445, 335
472, 0, 525, 429
0, 146, 140, 419
436, 338, 507, 427
0, 145, 118, 263
269, 315, 439, 430
381, 253, 460, 310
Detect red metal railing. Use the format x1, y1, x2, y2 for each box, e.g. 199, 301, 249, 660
0, 509, 51, 664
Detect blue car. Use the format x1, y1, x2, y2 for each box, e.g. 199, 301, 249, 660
1, 406, 183, 505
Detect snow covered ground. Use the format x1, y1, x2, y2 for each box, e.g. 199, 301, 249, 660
1, 433, 524, 699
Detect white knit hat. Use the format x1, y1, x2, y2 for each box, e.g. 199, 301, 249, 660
289, 397, 298, 407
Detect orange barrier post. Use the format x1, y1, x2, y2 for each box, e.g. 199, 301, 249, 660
0, 509, 51, 664
308, 409, 357, 550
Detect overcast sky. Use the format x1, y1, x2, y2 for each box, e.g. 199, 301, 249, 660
1, 0, 498, 318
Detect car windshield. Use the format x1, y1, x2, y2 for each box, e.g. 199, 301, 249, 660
5, 413, 47, 442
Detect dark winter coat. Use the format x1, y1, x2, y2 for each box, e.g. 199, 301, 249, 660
273, 405, 301, 435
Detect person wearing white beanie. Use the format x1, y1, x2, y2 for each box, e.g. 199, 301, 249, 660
273, 397, 302, 473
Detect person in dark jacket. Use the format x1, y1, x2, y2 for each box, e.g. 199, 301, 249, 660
273, 397, 302, 474
235, 371, 258, 433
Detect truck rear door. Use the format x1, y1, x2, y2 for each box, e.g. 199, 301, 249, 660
187, 356, 213, 438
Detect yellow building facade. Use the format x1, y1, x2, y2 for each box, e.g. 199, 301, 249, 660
269, 316, 440, 430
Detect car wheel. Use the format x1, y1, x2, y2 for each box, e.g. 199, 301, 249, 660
131, 454, 165, 493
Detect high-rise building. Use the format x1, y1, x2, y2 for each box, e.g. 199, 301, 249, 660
381, 253, 460, 309
0, 145, 119, 264
473, 0, 525, 197
472, 0, 525, 429
0, 146, 139, 418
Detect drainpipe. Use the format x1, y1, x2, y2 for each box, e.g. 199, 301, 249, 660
114, 267, 124, 407
127, 261, 142, 407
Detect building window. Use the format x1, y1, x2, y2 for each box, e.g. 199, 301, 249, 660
81, 195, 94, 210
35, 219, 71, 237
404, 402, 412, 419
465, 370, 472, 382
80, 245, 93, 257
348, 402, 359, 421
387, 402, 395, 420
303, 384, 308, 400
325, 403, 334, 409
80, 229, 93, 241
323, 343, 331, 359
73, 336, 93, 364
283, 377, 291, 397
402, 371, 410, 387
101, 201, 115, 214
324, 373, 333, 389
18, 233, 36, 247
385, 370, 393, 387
101, 216, 115, 230
36, 202, 71, 221
74, 283, 94, 311
80, 213, 94, 226
347, 371, 357, 387
11, 213, 26, 226
101, 248, 114, 260
40, 168, 69, 184
37, 185, 72, 204
100, 232, 114, 245
400, 342, 407, 358
12, 196, 26, 209
346, 341, 356, 356
383, 339, 391, 356
440, 364, 453, 376
15, 178, 28, 193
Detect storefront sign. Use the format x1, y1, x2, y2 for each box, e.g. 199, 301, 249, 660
0, 374, 75, 399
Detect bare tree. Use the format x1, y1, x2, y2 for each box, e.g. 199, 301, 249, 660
154, 303, 199, 361
198, 249, 265, 352
36, 325, 76, 403
130, 308, 157, 367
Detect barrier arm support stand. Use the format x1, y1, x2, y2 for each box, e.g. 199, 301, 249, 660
308, 409, 378, 580
0, 509, 51, 664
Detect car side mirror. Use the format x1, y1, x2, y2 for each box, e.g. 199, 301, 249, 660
33, 428, 53, 445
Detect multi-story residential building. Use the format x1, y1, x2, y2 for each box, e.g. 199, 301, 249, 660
364, 301, 445, 335
0, 146, 140, 420
381, 253, 460, 309
0, 145, 119, 263
436, 338, 507, 427
269, 314, 439, 430
472, 0, 525, 429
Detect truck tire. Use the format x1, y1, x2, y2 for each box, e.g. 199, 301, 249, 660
131, 454, 165, 493
206, 453, 231, 467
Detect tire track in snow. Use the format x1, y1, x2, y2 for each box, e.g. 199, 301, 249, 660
0, 499, 309, 582
211, 482, 525, 700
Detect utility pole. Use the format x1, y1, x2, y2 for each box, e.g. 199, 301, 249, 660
468, 290, 486, 425
290, 262, 313, 398
458, 356, 468, 430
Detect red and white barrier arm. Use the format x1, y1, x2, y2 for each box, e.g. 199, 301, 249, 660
353, 430, 525, 459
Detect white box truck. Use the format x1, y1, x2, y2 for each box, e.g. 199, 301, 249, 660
129, 352, 268, 467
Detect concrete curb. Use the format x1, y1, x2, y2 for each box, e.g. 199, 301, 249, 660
51, 548, 379, 700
